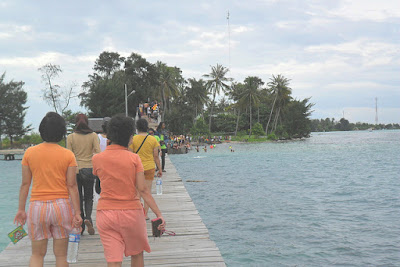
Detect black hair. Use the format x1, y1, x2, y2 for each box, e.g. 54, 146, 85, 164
107, 114, 134, 147
39, 112, 66, 142
136, 118, 148, 133
102, 117, 111, 134
148, 128, 155, 133
156, 122, 165, 132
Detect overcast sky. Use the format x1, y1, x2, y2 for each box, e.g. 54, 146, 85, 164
1, 0, 399, 130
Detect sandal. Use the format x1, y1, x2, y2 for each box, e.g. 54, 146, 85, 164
84, 219, 95, 235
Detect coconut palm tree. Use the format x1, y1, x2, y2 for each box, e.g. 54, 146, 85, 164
265, 74, 292, 134
155, 61, 183, 120
203, 64, 232, 131
239, 76, 263, 136
186, 78, 209, 119
227, 82, 245, 136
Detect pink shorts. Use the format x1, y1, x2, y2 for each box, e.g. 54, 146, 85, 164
96, 209, 151, 262
27, 198, 74, 241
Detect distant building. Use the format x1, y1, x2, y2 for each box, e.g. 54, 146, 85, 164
88, 118, 104, 133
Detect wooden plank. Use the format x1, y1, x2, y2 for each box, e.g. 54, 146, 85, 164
0, 155, 226, 266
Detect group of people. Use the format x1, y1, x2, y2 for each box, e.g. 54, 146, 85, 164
137, 100, 161, 123
14, 112, 168, 266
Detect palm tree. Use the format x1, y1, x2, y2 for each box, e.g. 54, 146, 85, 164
227, 82, 245, 136
239, 76, 263, 136
186, 78, 209, 119
203, 64, 232, 131
155, 61, 182, 120
265, 74, 292, 134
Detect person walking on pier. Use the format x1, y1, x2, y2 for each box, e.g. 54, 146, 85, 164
129, 118, 162, 220
14, 112, 82, 266
92, 115, 165, 266
156, 121, 168, 172
67, 114, 101, 235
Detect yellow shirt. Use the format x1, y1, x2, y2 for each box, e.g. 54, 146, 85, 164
129, 135, 160, 171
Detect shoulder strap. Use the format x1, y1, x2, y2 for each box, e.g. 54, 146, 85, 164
135, 135, 149, 154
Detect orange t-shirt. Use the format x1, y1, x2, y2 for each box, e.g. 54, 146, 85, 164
21, 143, 77, 201
92, 144, 144, 211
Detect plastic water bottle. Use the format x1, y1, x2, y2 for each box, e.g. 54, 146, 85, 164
67, 228, 80, 263
156, 177, 163, 195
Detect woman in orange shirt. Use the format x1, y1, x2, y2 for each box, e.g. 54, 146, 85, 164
14, 112, 82, 266
92, 115, 165, 266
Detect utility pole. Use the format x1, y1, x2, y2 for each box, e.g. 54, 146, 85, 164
125, 84, 135, 117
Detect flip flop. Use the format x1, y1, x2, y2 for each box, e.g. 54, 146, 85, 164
84, 219, 95, 235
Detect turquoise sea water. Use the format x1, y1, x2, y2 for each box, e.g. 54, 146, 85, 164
1, 131, 399, 266
169, 130, 400, 267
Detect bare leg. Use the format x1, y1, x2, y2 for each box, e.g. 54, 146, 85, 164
30, 239, 48, 267
131, 252, 144, 267
108, 262, 122, 267
143, 179, 154, 218
53, 238, 68, 267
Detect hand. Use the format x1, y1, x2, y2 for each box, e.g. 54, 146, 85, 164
157, 216, 166, 232
73, 214, 83, 228
14, 210, 27, 226
157, 169, 162, 177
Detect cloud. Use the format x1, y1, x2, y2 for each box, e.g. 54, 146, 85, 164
327, 0, 400, 22
0, 23, 33, 40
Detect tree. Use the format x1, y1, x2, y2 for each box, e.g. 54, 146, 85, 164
80, 52, 159, 117
38, 63, 77, 115
155, 61, 183, 120
0, 73, 31, 146
93, 51, 125, 78
281, 98, 314, 138
252, 122, 266, 137
186, 78, 209, 119
239, 76, 263, 136
227, 82, 246, 136
203, 64, 232, 131
265, 74, 292, 134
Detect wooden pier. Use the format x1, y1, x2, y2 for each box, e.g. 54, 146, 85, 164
0, 149, 24, 160
0, 156, 226, 266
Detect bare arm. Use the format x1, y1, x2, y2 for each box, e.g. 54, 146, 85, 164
66, 166, 83, 227
136, 171, 165, 226
66, 134, 73, 151
14, 165, 32, 225
153, 146, 162, 177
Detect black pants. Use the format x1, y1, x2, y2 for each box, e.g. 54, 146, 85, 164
161, 149, 167, 170
77, 168, 95, 230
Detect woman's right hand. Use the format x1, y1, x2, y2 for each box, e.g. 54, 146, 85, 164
157, 216, 166, 231
73, 214, 83, 228
14, 210, 26, 226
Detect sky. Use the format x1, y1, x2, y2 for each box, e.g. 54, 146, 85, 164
0, 0, 399, 131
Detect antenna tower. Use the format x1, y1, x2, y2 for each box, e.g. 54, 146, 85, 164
375, 97, 378, 125
227, 11, 231, 71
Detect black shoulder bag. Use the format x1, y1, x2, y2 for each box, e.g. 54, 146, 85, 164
136, 135, 149, 153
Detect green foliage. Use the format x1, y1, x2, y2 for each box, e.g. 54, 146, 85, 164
0, 72, 32, 146
267, 133, 278, 140
212, 113, 237, 133
252, 122, 266, 136
230, 135, 268, 142
281, 98, 313, 138
190, 117, 210, 135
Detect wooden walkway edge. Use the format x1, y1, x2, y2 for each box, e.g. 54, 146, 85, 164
0, 155, 226, 266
